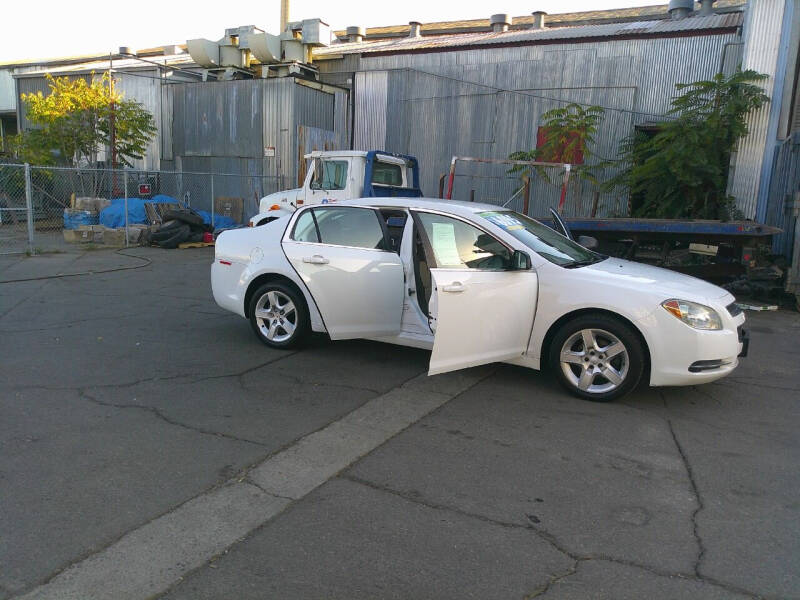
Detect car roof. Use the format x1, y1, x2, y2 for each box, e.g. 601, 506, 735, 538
337, 197, 507, 217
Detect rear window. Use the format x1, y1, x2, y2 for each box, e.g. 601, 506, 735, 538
371, 162, 403, 187
312, 207, 386, 250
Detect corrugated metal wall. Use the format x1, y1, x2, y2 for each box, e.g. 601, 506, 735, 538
321, 31, 741, 216
165, 77, 345, 217
727, 0, 789, 219
765, 134, 800, 257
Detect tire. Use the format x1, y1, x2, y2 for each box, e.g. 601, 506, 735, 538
548, 313, 645, 402
155, 224, 191, 249
248, 282, 310, 349
163, 209, 205, 227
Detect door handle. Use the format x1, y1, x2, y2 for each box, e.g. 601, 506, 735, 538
303, 255, 329, 265
442, 282, 466, 293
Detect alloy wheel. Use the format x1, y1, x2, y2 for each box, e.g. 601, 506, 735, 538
559, 328, 629, 394
254, 290, 297, 343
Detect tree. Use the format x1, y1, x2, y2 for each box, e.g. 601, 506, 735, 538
20, 73, 156, 169
509, 103, 606, 186
607, 69, 769, 219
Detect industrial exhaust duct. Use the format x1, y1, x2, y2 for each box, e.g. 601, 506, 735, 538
490, 14, 510, 33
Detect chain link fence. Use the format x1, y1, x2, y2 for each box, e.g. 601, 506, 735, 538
0, 164, 282, 255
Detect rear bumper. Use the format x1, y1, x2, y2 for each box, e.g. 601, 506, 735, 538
211, 259, 248, 318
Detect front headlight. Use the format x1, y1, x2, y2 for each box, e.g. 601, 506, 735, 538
661, 299, 722, 330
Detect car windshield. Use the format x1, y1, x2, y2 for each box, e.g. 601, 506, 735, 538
478, 211, 603, 267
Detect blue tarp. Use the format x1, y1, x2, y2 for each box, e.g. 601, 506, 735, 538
98, 195, 237, 230
63, 209, 98, 229
195, 210, 236, 230
99, 194, 176, 228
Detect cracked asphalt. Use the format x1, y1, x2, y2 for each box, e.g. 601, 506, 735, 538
1, 247, 799, 600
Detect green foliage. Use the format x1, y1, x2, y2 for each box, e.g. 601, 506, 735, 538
18, 73, 156, 168
1, 130, 54, 165
607, 69, 769, 219
509, 103, 606, 185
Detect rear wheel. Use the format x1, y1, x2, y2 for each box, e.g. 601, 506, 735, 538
549, 314, 645, 402
248, 283, 309, 349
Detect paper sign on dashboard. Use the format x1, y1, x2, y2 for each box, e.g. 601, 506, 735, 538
431, 222, 462, 266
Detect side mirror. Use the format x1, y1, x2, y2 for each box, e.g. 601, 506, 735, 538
577, 235, 599, 250
511, 250, 532, 270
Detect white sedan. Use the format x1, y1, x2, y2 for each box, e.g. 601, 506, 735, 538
211, 198, 747, 401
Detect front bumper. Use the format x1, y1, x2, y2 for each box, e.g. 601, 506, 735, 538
638, 302, 745, 387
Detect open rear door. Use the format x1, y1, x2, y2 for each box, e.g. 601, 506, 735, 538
428, 269, 538, 375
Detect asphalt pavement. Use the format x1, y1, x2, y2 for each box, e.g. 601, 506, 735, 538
0, 246, 797, 600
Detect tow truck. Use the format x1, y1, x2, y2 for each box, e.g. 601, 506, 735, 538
249, 150, 421, 226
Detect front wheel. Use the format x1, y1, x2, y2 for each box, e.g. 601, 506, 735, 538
248, 283, 309, 349
549, 314, 645, 402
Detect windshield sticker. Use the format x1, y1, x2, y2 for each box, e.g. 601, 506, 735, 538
430, 222, 462, 266
480, 211, 523, 231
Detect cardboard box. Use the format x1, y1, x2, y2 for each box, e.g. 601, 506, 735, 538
215, 197, 243, 223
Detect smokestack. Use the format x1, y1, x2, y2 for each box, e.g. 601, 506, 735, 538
490, 14, 510, 33
345, 26, 365, 43
531, 11, 547, 29
699, 0, 716, 15
280, 0, 289, 32
408, 21, 421, 37
668, 0, 693, 19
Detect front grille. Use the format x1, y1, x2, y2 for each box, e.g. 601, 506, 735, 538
726, 302, 742, 317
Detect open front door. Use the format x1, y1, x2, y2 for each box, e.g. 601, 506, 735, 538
428, 269, 538, 375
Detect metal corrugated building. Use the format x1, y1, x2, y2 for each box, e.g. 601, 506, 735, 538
315, 10, 744, 216
166, 77, 347, 186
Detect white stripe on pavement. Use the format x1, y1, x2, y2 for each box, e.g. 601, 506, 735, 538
18, 369, 489, 600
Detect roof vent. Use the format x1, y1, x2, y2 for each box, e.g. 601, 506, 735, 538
531, 11, 547, 30
345, 26, 364, 43
118, 46, 135, 56
699, 0, 716, 15
408, 21, 421, 38
668, 0, 693, 19
490, 14, 510, 33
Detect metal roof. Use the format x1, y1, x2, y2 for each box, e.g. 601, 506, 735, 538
330, 1, 745, 40
317, 12, 742, 57
12, 54, 196, 78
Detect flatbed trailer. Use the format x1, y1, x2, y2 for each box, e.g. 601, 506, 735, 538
539, 216, 782, 279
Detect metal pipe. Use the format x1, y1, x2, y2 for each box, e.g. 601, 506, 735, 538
280, 0, 289, 32
409, 21, 421, 38
24, 163, 34, 254
558, 164, 572, 214
531, 11, 546, 30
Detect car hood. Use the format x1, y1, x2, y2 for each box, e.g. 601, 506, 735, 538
583, 258, 731, 303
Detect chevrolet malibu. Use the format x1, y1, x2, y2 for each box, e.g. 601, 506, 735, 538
211, 198, 747, 401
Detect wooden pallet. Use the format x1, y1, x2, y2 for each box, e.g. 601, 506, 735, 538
177, 241, 215, 249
